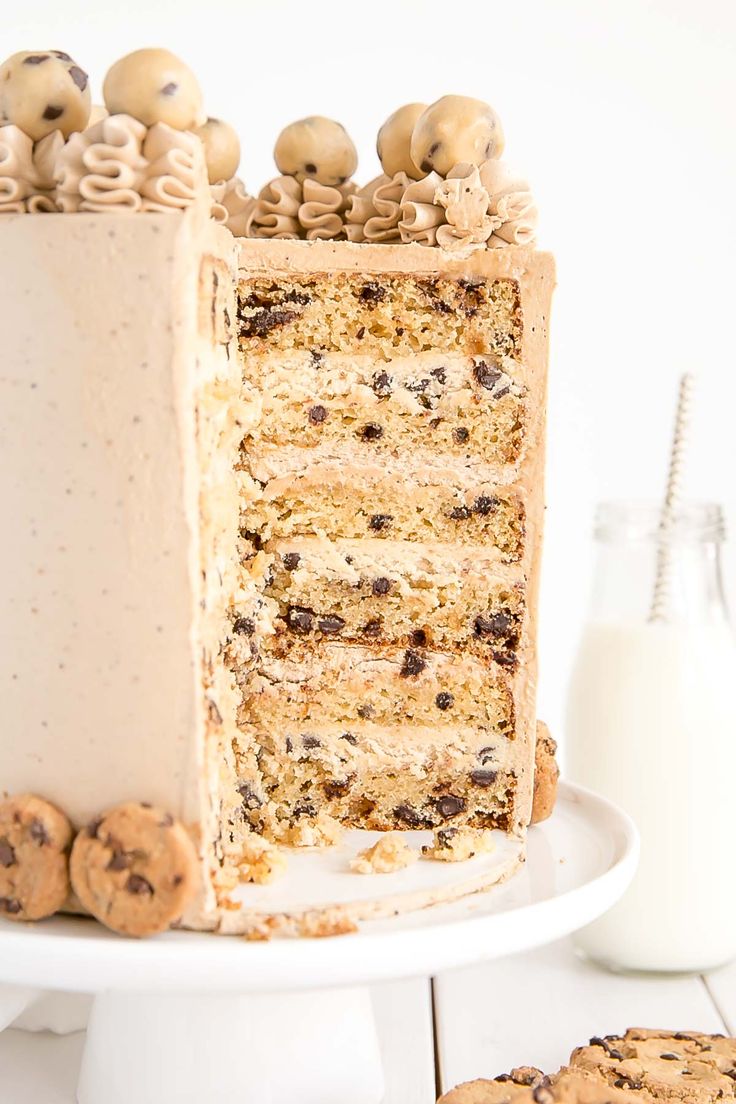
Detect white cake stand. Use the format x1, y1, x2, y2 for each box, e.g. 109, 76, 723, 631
0, 782, 637, 1104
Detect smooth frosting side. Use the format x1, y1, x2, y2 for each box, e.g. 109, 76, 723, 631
0, 125, 62, 213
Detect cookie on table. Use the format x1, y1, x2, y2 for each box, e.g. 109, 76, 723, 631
438, 1067, 545, 1104
0, 794, 73, 921
70, 801, 198, 937
440, 1068, 648, 1104
531, 720, 559, 825
569, 1030, 736, 1103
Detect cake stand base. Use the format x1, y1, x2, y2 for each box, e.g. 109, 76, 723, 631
0, 783, 638, 1104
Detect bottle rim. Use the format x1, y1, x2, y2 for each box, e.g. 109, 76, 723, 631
594, 500, 725, 544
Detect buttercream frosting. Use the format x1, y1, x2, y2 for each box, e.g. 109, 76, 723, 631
210, 176, 257, 236
0, 125, 61, 213
140, 123, 207, 212
434, 162, 498, 253
479, 159, 538, 248
398, 171, 445, 245
248, 175, 355, 241
344, 172, 410, 243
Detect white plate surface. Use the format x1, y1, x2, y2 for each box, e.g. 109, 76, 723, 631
0, 782, 638, 994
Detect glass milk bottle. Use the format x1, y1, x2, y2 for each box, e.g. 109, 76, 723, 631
566, 502, 736, 973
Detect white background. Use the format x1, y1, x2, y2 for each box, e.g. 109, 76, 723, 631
6, 0, 736, 739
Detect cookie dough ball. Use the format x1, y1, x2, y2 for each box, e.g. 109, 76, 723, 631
70, 801, 198, 937
376, 102, 427, 179
410, 95, 505, 177
531, 721, 559, 825
194, 117, 240, 184
0, 794, 73, 921
274, 116, 357, 186
103, 48, 204, 130
0, 50, 91, 141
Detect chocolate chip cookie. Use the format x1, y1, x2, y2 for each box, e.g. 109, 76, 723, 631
70, 802, 198, 937
531, 721, 559, 825
0, 793, 73, 921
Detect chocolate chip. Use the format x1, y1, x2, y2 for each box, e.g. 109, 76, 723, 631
233, 616, 255, 636
474, 612, 512, 638
478, 746, 495, 763
436, 828, 458, 849
474, 495, 498, 515
29, 818, 50, 845
470, 770, 498, 787
237, 783, 263, 810
362, 618, 382, 636
160, 82, 178, 95
371, 370, 393, 398
310, 350, 324, 365
52, 51, 72, 61
302, 735, 321, 749
405, 378, 429, 393
429, 416, 442, 429
340, 732, 358, 745
492, 650, 518, 668
42, 105, 64, 121
590, 1038, 625, 1062
356, 326, 366, 339
394, 804, 433, 829
614, 1078, 642, 1091
282, 552, 301, 571
420, 159, 432, 173
107, 850, 131, 871
473, 360, 502, 390
0, 839, 16, 868
428, 141, 440, 157
357, 703, 375, 719
435, 692, 454, 711
87, 816, 103, 839
68, 65, 88, 91
207, 698, 223, 725
449, 505, 472, 520
323, 778, 352, 799
23, 54, 50, 65
308, 404, 327, 424
359, 282, 386, 302
318, 615, 345, 635
358, 423, 383, 441
396, 326, 405, 336
430, 367, 447, 384
453, 427, 470, 444
159, 813, 174, 828
400, 649, 426, 677
293, 801, 317, 818
125, 874, 153, 896
410, 629, 427, 647
368, 513, 392, 531
285, 737, 293, 754
239, 308, 298, 338
287, 605, 314, 633
660, 1054, 680, 1061
435, 795, 466, 818
372, 577, 392, 595
0, 898, 21, 914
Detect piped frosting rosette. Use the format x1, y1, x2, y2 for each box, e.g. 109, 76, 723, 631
0, 125, 62, 213
479, 159, 538, 247
55, 114, 208, 214
344, 172, 411, 243
210, 177, 257, 237
434, 162, 499, 253
248, 175, 356, 240
398, 172, 445, 245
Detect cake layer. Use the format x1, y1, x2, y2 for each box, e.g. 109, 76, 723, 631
239, 462, 525, 557
238, 271, 522, 361
260, 537, 523, 665
241, 350, 526, 468
239, 722, 517, 834
238, 641, 515, 732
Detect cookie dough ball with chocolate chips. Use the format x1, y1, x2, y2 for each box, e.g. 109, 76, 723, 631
410, 95, 505, 177
103, 48, 204, 130
0, 50, 91, 141
70, 801, 199, 937
376, 102, 427, 179
274, 116, 358, 186
0, 794, 73, 921
194, 117, 241, 184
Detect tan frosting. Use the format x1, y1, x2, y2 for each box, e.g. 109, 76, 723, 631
249, 175, 354, 240
480, 159, 538, 248
344, 172, 410, 243
0, 125, 61, 213
56, 114, 207, 214
434, 162, 498, 253
210, 176, 257, 237
398, 171, 445, 245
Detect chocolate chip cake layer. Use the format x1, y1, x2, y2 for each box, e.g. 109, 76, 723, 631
241, 349, 526, 468
235, 240, 553, 841
242, 722, 518, 834
260, 537, 523, 664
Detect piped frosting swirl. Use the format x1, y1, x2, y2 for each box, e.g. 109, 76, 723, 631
210, 176, 257, 236
480, 159, 538, 247
344, 172, 410, 243
434, 162, 498, 253
248, 176, 355, 240
0, 125, 62, 213
398, 171, 445, 244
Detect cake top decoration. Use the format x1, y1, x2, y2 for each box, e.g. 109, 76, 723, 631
376, 102, 427, 179
102, 48, 204, 130
0, 50, 91, 140
410, 94, 505, 175
194, 117, 241, 184
273, 115, 358, 186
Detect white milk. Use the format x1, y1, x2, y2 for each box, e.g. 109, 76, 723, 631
566, 619, 736, 972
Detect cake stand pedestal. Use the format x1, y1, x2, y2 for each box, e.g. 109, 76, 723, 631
0, 782, 637, 1104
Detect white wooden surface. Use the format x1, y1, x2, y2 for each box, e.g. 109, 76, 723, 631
0, 939, 733, 1103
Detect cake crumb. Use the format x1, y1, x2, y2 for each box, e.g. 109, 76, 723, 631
350, 832, 420, 874
422, 827, 495, 862
283, 811, 343, 849
298, 908, 358, 938
238, 834, 287, 884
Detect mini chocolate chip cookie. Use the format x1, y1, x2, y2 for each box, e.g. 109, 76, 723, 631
70, 802, 198, 937
531, 721, 559, 825
0, 793, 73, 921
439, 1068, 645, 1104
